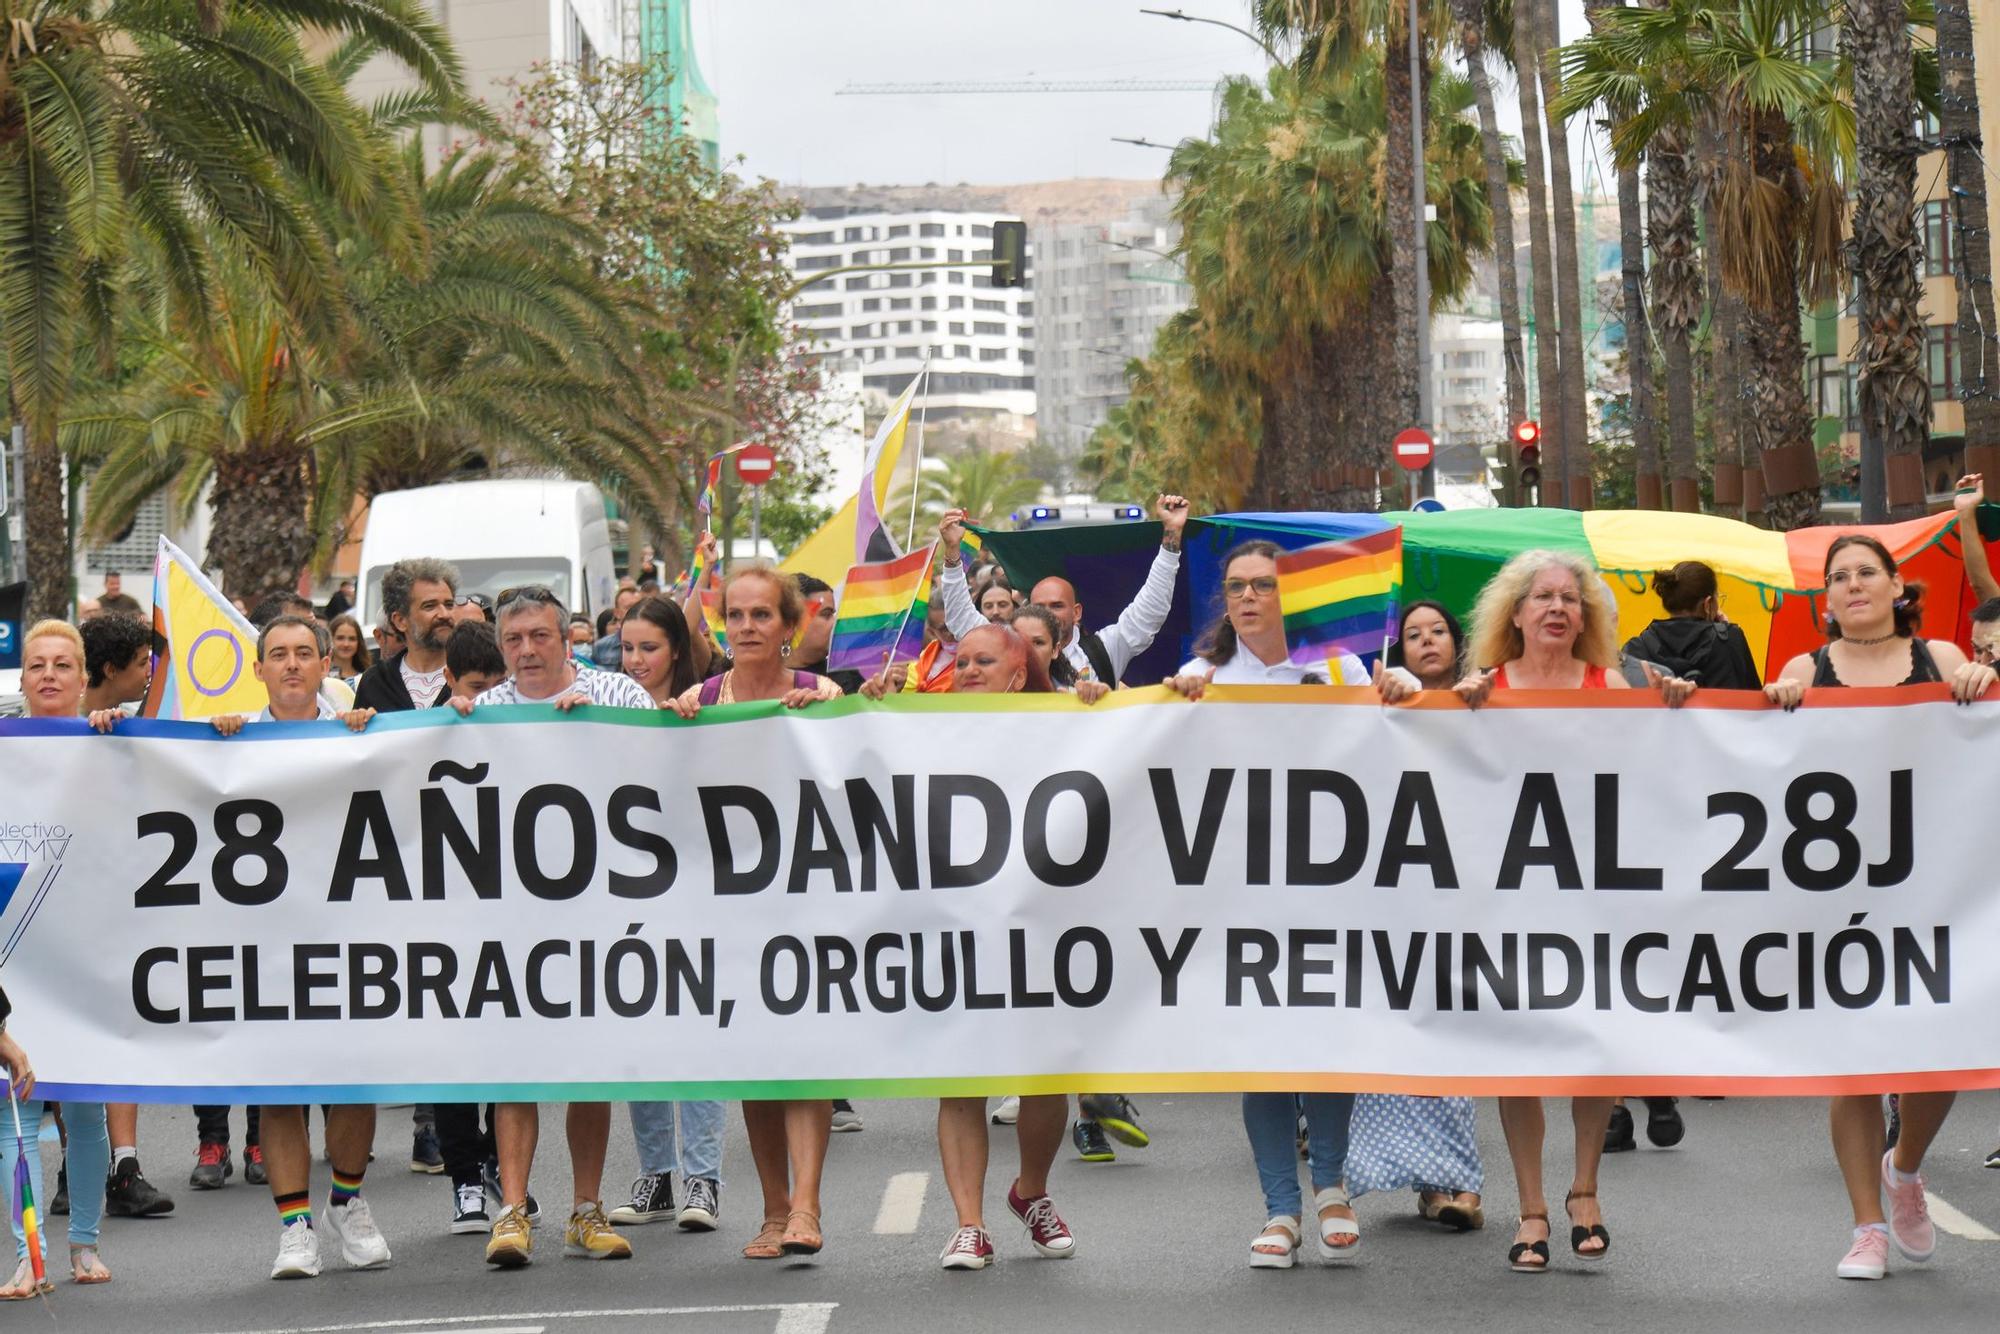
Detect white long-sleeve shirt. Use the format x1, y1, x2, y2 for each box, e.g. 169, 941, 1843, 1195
938, 545, 1184, 684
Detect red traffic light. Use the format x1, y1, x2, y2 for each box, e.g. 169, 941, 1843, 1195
1513, 420, 1542, 498
1513, 420, 1541, 447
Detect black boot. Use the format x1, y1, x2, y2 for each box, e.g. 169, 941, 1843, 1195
1643, 1097, 1685, 1148
50, 1162, 69, 1216
1604, 1103, 1636, 1153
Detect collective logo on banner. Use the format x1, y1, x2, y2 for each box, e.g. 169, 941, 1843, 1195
0, 814, 68, 968
0, 580, 24, 670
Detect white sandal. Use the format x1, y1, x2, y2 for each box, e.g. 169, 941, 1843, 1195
1249, 1215, 1300, 1269
1315, 1185, 1361, 1260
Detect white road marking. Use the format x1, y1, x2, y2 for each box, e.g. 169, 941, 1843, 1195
1925, 1191, 2000, 1241
400, 1328, 544, 1334
192, 1303, 838, 1334
872, 1170, 931, 1234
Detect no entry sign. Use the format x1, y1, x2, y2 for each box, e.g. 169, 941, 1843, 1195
734, 443, 778, 486
1392, 428, 1434, 471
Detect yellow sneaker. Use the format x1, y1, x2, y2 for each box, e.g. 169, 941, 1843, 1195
564, 1203, 633, 1260
484, 1202, 533, 1268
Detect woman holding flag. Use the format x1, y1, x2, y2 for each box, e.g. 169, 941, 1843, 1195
1163, 546, 1365, 1267
670, 565, 840, 1260
3, 622, 113, 1295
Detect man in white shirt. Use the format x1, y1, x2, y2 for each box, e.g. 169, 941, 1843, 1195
208, 617, 387, 1280
450, 585, 648, 1268
354, 559, 459, 712
936, 496, 1190, 685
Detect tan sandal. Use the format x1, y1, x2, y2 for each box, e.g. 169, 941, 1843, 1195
0, 1257, 50, 1299
69, 1244, 111, 1284
743, 1217, 787, 1260
780, 1209, 822, 1256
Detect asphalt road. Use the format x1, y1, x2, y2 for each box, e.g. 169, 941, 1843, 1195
11, 1092, 2000, 1333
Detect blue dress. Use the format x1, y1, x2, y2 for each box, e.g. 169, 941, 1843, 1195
1345, 1095, 1483, 1196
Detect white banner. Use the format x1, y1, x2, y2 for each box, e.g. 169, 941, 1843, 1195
3, 686, 1996, 1101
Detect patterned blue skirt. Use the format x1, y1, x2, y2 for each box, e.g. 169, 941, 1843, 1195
1345, 1094, 1483, 1196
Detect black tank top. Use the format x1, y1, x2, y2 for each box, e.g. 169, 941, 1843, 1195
1809, 638, 1943, 687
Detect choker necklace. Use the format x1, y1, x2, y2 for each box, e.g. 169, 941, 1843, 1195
1843, 631, 1898, 647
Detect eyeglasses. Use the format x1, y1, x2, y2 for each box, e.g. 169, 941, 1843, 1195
1222, 576, 1279, 600
495, 585, 559, 611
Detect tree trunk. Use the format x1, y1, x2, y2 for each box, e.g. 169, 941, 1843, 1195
21, 411, 69, 621
1649, 124, 1702, 511
1248, 292, 1392, 513
1455, 0, 1527, 446
1531, 0, 1592, 508
1846, 0, 1930, 522
1584, 0, 1658, 508
1935, 0, 2000, 461
1740, 108, 1822, 530
206, 448, 315, 599
1697, 112, 1750, 519
1511, 0, 1564, 505
1382, 10, 1424, 452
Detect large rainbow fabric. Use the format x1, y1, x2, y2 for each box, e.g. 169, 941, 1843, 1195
828, 546, 934, 674
1277, 528, 1401, 666
142, 535, 269, 720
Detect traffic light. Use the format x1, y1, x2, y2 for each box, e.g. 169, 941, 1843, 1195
991, 220, 1027, 287
1513, 420, 1541, 503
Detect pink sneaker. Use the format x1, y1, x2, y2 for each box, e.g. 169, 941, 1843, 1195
1880, 1152, 1936, 1262
1007, 1184, 1076, 1258
939, 1226, 994, 1271
1836, 1226, 1888, 1280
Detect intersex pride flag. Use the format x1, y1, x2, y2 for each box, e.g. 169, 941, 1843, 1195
828, 545, 935, 674
1278, 527, 1401, 666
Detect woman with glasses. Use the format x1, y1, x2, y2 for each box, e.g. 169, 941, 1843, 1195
670, 564, 840, 1261
1163, 540, 1365, 1269
1762, 534, 1986, 1280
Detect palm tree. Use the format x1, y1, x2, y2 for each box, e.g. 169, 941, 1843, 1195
1166, 54, 1499, 510
890, 444, 1045, 531
1, 0, 458, 618
1844, 0, 1928, 521
71, 138, 649, 595
1452, 0, 1528, 448
1509, 0, 1566, 502
1586, 0, 1661, 508
1559, 0, 1852, 529
1933, 0, 1999, 468
1525, 0, 1592, 507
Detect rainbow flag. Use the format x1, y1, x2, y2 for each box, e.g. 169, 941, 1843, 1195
1278, 528, 1401, 667
697, 441, 755, 517
958, 527, 984, 568
142, 535, 269, 720
8, 1087, 44, 1292
698, 587, 728, 654
828, 544, 935, 674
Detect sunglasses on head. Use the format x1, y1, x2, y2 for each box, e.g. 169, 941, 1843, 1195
455, 592, 494, 611
495, 585, 559, 612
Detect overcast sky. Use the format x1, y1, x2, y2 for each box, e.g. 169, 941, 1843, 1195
697, 0, 1595, 188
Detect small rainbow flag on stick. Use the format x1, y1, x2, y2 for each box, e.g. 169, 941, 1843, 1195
828, 543, 937, 674
8, 1079, 45, 1294
1278, 528, 1402, 667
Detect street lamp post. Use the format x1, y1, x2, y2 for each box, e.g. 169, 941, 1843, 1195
1409, 0, 1434, 501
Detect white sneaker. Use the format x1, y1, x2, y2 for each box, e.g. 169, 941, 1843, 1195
991, 1096, 1021, 1125
322, 1196, 392, 1269
270, 1219, 322, 1279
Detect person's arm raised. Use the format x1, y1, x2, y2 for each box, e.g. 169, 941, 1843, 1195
1954, 475, 1999, 603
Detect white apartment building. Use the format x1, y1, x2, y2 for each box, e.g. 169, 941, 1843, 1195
1429, 313, 1507, 453
779, 210, 1036, 421
1032, 197, 1189, 454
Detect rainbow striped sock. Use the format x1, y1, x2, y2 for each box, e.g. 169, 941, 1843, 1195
329, 1168, 364, 1208
276, 1191, 312, 1229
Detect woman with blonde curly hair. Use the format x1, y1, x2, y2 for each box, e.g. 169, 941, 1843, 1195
1453, 551, 1693, 1273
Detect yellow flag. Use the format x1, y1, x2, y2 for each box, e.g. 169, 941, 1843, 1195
143, 536, 268, 719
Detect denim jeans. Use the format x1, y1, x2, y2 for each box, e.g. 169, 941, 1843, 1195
628, 1101, 724, 1182
1241, 1092, 1355, 1219
3, 1100, 109, 1255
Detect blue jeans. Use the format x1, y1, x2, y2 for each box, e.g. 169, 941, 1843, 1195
628, 1102, 724, 1182
1242, 1092, 1354, 1219
3, 1100, 109, 1255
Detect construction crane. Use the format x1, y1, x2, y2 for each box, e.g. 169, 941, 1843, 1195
837, 79, 1216, 95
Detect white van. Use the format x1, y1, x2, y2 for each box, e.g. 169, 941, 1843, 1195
354, 480, 617, 635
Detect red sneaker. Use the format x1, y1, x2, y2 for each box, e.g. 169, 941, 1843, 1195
1007, 1183, 1076, 1258
189, 1141, 232, 1190
244, 1144, 267, 1186
939, 1225, 994, 1271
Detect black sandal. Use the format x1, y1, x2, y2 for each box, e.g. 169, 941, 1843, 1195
1508, 1211, 1550, 1273
1566, 1190, 1610, 1260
